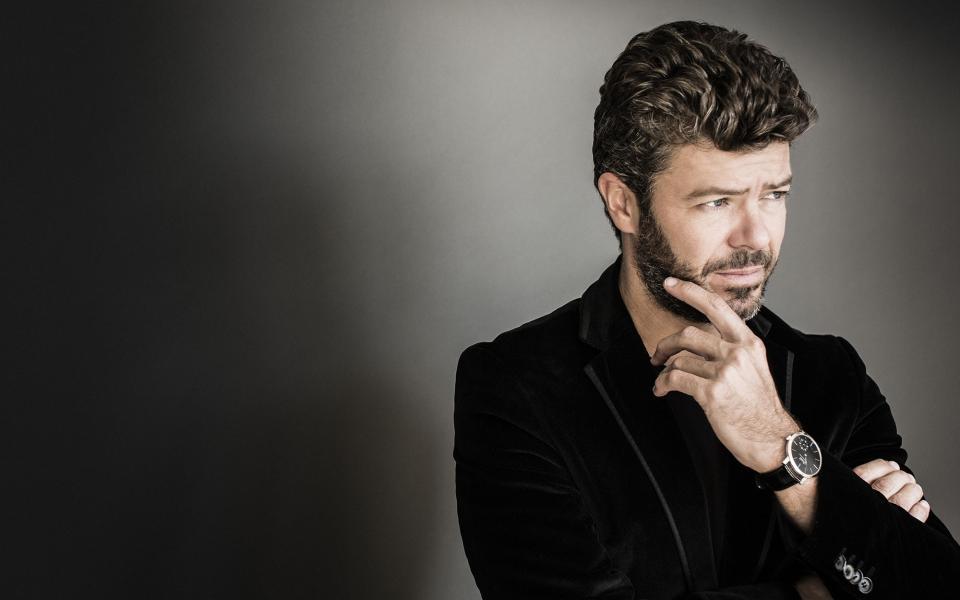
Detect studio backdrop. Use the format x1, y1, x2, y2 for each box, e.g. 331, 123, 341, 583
8, 1, 959, 598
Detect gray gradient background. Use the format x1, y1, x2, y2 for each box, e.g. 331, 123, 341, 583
9, 1, 959, 598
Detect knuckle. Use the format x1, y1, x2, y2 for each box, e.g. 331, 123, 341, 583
730, 347, 749, 364
717, 361, 735, 378
681, 326, 698, 339
893, 471, 912, 486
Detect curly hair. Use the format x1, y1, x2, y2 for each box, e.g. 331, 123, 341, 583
593, 21, 818, 246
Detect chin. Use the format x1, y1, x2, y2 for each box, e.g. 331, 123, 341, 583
738, 302, 763, 321
724, 286, 764, 320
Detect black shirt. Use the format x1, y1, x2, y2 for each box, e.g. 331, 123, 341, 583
645, 357, 772, 587
667, 391, 731, 567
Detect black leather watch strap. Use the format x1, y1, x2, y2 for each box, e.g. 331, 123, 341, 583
755, 463, 800, 491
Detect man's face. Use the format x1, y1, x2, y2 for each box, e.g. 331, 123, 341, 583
630, 141, 791, 323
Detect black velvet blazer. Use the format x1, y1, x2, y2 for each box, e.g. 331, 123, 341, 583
454, 255, 960, 599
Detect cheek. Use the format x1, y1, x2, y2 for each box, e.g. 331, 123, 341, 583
655, 206, 734, 266
670, 220, 725, 257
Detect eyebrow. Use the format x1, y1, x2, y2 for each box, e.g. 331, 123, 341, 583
684, 175, 793, 200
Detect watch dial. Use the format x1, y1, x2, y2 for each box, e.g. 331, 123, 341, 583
790, 435, 822, 476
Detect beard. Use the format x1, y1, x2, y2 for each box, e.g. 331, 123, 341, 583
629, 207, 778, 323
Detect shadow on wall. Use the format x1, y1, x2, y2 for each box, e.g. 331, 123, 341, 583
9, 12, 442, 598
135, 157, 446, 599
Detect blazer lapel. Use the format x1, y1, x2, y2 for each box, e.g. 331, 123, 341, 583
584, 343, 717, 590
579, 256, 714, 590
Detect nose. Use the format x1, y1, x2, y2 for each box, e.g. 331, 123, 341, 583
728, 202, 771, 251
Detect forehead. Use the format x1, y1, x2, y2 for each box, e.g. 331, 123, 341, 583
655, 141, 792, 195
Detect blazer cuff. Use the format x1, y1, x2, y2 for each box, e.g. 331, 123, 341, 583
789, 452, 900, 596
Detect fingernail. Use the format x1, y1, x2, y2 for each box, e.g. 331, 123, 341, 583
888, 461, 899, 469
664, 277, 677, 288
920, 500, 929, 507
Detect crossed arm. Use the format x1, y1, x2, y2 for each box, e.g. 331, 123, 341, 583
792, 459, 930, 600
650, 278, 959, 598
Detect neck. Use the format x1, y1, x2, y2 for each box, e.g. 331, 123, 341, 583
617, 266, 679, 357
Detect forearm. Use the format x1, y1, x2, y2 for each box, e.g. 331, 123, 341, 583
780, 453, 960, 598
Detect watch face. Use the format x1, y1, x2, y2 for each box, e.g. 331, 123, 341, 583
788, 434, 822, 477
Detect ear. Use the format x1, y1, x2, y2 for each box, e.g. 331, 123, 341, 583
597, 172, 639, 236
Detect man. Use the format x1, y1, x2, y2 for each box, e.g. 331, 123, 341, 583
454, 21, 960, 599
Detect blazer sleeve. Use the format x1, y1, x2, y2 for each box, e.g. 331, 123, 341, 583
783, 335, 960, 598
455, 343, 803, 600
454, 343, 636, 599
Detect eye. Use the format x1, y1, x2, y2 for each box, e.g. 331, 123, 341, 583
701, 198, 729, 210
765, 190, 791, 201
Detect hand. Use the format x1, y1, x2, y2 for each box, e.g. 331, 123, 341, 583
853, 459, 930, 522
650, 277, 797, 473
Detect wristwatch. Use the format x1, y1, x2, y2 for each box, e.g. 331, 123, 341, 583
755, 431, 822, 491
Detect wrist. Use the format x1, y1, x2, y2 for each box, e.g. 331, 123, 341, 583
754, 441, 788, 474
753, 415, 800, 473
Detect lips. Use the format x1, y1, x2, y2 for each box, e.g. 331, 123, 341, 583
715, 267, 763, 276
712, 266, 765, 284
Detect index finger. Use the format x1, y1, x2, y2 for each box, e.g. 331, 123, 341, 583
663, 277, 750, 341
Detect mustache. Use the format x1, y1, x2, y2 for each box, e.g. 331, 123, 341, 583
701, 249, 772, 277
